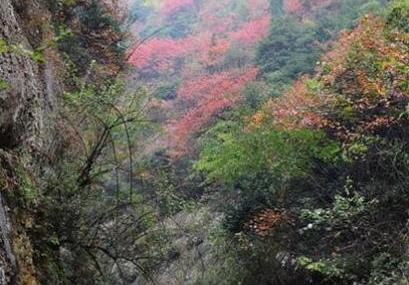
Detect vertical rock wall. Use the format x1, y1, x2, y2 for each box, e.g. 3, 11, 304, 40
0, 0, 59, 150
0, 0, 59, 283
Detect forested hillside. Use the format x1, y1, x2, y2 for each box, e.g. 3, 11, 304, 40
0, 0, 408, 284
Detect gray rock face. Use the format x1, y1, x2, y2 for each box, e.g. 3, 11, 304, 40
0, 191, 16, 284
0, 0, 60, 283
0, 0, 57, 150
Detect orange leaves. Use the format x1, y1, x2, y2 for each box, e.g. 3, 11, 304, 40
251, 112, 265, 126
255, 14, 408, 142
251, 18, 391, 138
265, 77, 325, 130
355, 69, 386, 97
320, 16, 384, 85
245, 209, 287, 237
168, 96, 234, 154
288, 15, 409, 143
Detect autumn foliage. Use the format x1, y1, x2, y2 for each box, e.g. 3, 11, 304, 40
260, 15, 409, 146
129, 0, 270, 155
231, 16, 271, 45
261, 77, 325, 130
245, 209, 287, 237
169, 67, 258, 152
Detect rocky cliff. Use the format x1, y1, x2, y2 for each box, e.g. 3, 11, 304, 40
0, 0, 60, 283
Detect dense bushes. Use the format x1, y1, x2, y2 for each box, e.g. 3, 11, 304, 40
257, 0, 385, 97
194, 1, 409, 284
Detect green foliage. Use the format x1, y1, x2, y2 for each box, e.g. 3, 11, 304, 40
82, 0, 120, 31
196, 120, 337, 185
49, 0, 125, 76
257, 0, 385, 97
386, 0, 409, 32
298, 256, 345, 279
193, 230, 246, 285
138, 150, 201, 217
152, 170, 197, 215
300, 179, 376, 230
368, 254, 409, 285
191, 2, 408, 285
0, 29, 71, 64
0, 157, 39, 205
257, 16, 319, 96
242, 82, 270, 110
314, 0, 384, 41
0, 78, 8, 90
153, 83, 178, 100
0, 40, 8, 54
7, 161, 41, 204
31, 45, 158, 280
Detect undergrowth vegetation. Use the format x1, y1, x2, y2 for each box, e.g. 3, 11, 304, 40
193, 1, 409, 284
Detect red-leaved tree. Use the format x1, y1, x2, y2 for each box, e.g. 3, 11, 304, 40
129, 0, 270, 156
231, 16, 270, 45
168, 67, 259, 154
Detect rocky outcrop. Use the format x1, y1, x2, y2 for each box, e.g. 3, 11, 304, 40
0, 0, 58, 150
0, 0, 60, 283
0, 190, 16, 284
0, 150, 39, 285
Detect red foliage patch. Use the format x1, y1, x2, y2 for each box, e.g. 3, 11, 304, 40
231, 16, 270, 45
161, 0, 194, 16
129, 0, 270, 155
129, 34, 214, 70
169, 67, 259, 154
